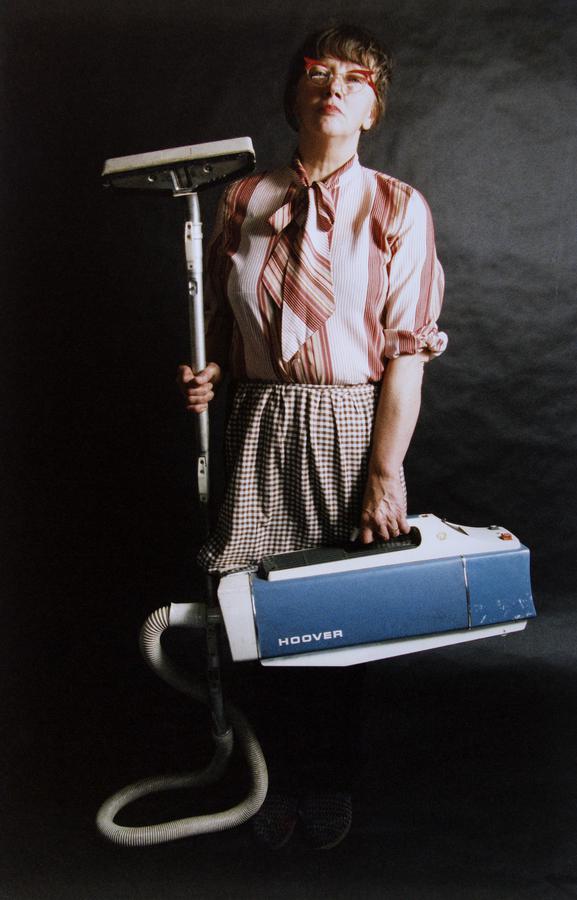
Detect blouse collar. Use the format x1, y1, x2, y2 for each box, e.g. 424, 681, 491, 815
290, 152, 360, 190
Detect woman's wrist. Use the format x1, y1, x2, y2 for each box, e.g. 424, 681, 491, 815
367, 465, 403, 484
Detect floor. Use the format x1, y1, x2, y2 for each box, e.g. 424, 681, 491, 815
4, 593, 577, 899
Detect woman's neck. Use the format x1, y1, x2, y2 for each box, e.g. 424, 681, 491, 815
297, 133, 360, 183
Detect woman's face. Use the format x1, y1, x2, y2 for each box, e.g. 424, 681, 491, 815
293, 57, 377, 144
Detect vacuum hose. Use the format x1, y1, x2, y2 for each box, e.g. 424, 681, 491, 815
96, 605, 268, 846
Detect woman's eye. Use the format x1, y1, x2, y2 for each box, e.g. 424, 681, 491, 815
345, 73, 366, 85
309, 67, 330, 82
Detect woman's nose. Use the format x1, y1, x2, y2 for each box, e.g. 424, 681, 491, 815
325, 76, 343, 97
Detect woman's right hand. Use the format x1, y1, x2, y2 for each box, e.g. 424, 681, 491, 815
176, 363, 222, 413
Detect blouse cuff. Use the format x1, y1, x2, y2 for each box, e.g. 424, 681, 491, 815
382, 323, 448, 360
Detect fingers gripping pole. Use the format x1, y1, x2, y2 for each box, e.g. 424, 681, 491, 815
185, 193, 209, 508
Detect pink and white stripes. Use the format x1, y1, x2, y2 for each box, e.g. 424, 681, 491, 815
204, 154, 447, 385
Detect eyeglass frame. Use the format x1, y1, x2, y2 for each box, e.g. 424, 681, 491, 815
303, 57, 379, 100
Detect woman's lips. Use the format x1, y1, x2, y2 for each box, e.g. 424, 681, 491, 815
319, 103, 343, 115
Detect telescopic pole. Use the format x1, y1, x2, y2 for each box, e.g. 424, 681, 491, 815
185, 192, 209, 516
184, 192, 227, 736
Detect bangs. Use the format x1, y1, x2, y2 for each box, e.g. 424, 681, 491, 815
312, 32, 378, 70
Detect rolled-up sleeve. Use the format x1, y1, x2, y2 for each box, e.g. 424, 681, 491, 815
382, 189, 447, 360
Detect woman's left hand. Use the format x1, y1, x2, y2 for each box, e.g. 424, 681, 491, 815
359, 472, 409, 543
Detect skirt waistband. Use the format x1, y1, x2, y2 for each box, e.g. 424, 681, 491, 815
234, 381, 379, 396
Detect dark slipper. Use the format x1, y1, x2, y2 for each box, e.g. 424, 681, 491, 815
252, 791, 299, 849
299, 790, 352, 850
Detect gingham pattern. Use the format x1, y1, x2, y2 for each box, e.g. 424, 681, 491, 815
198, 382, 406, 575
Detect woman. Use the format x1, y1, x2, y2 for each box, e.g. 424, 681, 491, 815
177, 24, 447, 848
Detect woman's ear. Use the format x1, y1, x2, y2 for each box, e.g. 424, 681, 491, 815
361, 102, 377, 132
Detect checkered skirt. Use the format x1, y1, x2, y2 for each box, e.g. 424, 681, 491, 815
198, 382, 406, 574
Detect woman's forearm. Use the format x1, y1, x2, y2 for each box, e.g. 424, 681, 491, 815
369, 352, 427, 478
359, 352, 428, 542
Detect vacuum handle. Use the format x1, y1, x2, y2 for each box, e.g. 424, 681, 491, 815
185, 194, 209, 507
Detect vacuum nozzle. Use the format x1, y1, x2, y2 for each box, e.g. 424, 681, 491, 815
102, 136, 255, 196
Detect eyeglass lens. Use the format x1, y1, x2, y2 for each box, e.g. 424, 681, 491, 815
306, 65, 370, 93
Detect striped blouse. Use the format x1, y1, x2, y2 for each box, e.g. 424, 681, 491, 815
204, 153, 447, 384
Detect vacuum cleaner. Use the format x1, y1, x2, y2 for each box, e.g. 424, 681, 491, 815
96, 138, 536, 847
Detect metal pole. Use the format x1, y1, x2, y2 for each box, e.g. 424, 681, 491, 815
184, 193, 227, 735
185, 192, 209, 515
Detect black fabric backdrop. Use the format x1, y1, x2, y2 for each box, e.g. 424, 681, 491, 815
2, 1, 577, 897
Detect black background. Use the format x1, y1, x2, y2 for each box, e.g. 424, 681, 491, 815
2, 1, 577, 897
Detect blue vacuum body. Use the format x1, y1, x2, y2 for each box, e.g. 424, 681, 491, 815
218, 514, 536, 666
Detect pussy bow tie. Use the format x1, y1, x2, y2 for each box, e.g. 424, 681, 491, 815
262, 162, 339, 362
268, 176, 336, 236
